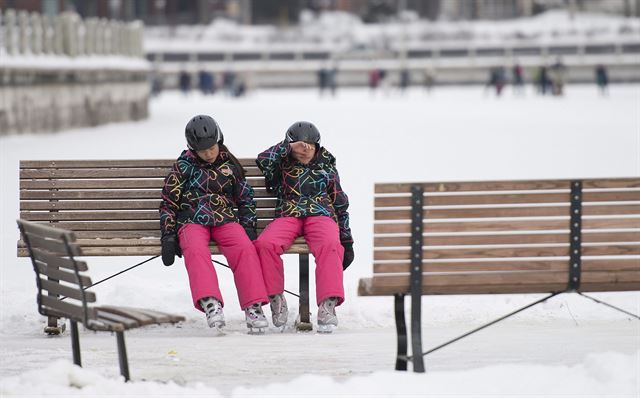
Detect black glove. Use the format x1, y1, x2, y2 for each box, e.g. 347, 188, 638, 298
342, 242, 354, 270
161, 234, 181, 266
244, 227, 258, 241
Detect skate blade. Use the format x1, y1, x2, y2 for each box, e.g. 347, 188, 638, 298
247, 327, 266, 334
317, 324, 335, 334
209, 322, 226, 335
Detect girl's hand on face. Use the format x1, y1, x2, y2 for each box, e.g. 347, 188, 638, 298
289, 141, 310, 154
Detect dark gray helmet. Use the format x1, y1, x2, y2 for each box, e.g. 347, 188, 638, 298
284, 121, 320, 145
185, 115, 224, 151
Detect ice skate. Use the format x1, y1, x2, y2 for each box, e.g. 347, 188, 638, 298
245, 303, 268, 334
269, 293, 288, 331
317, 297, 338, 333
200, 297, 225, 332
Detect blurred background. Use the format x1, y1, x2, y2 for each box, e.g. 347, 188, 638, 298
1, 0, 639, 134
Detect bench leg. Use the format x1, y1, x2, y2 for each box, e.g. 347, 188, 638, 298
410, 292, 425, 373
116, 331, 130, 382
69, 320, 81, 367
394, 294, 408, 371
44, 315, 65, 335
296, 254, 313, 331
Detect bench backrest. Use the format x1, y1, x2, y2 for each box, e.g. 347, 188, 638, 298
17, 219, 97, 326
364, 177, 640, 295
18, 159, 308, 256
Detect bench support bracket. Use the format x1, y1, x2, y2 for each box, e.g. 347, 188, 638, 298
297, 254, 313, 331
409, 185, 425, 372
394, 294, 408, 370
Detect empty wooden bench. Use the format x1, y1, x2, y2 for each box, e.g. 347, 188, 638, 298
359, 177, 640, 372
17, 159, 314, 332
17, 219, 185, 381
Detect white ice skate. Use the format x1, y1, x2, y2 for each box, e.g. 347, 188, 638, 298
200, 297, 225, 332
317, 297, 338, 333
269, 293, 288, 331
245, 303, 268, 334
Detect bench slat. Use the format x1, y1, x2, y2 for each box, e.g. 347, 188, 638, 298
35, 262, 92, 286
375, 231, 640, 247
94, 309, 140, 329
39, 279, 96, 302
20, 166, 265, 179
375, 178, 640, 194
32, 249, 88, 271
374, 218, 639, 234
374, 244, 640, 261
97, 306, 183, 325
20, 178, 268, 190
375, 191, 640, 207
375, 204, 640, 221
40, 295, 95, 320
373, 258, 640, 274
24, 234, 79, 256
20, 159, 260, 168
20, 198, 279, 210
20, 187, 275, 200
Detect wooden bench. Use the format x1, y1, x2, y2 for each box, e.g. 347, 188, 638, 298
17, 219, 185, 381
359, 177, 640, 372
17, 159, 314, 332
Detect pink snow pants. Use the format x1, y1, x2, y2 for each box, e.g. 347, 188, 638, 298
253, 216, 344, 306
178, 222, 268, 312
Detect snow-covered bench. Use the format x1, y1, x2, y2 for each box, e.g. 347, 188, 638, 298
359, 178, 640, 372
17, 159, 314, 332
17, 219, 185, 381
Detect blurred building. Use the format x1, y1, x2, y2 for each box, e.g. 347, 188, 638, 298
1, 0, 637, 24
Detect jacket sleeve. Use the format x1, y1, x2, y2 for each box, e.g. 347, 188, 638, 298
233, 170, 257, 231
255, 141, 290, 193
159, 161, 185, 238
328, 166, 353, 244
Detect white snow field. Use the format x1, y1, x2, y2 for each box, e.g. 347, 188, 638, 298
1, 84, 639, 397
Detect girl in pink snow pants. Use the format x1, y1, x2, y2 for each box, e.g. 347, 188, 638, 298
159, 115, 269, 332
254, 121, 354, 332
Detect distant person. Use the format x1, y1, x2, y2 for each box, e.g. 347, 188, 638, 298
328, 67, 338, 97
317, 68, 328, 96
254, 122, 354, 333
550, 58, 567, 96
223, 71, 236, 96
378, 68, 390, 96
368, 69, 381, 94
512, 63, 525, 95
534, 66, 551, 95
486, 66, 506, 97
399, 69, 410, 93
423, 67, 435, 94
595, 64, 609, 96
151, 73, 163, 97
198, 70, 215, 95
160, 115, 269, 333
179, 71, 191, 95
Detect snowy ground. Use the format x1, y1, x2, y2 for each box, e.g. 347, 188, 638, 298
1, 84, 639, 397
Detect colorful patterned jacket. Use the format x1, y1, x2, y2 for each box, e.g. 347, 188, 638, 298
256, 142, 353, 244
159, 149, 256, 238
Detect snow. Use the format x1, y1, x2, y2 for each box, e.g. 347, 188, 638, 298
1, 84, 639, 397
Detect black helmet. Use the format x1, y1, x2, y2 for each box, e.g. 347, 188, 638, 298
284, 121, 320, 145
185, 115, 224, 151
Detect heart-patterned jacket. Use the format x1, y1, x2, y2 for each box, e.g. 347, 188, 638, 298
160, 149, 256, 237
256, 142, 352, 244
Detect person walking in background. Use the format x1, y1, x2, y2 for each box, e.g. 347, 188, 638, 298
399, 68, 410, 94
160, 115, 269, 333
254, 122, 354, 333
423, 67, 435, 94
512, 63, 525, 95
179, 70, 191, 95
317, 68, 328, 96
368, 68, 381, 95
595, 64, 609, 96
534, 65, 550, 95
550, 58, 567, 96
